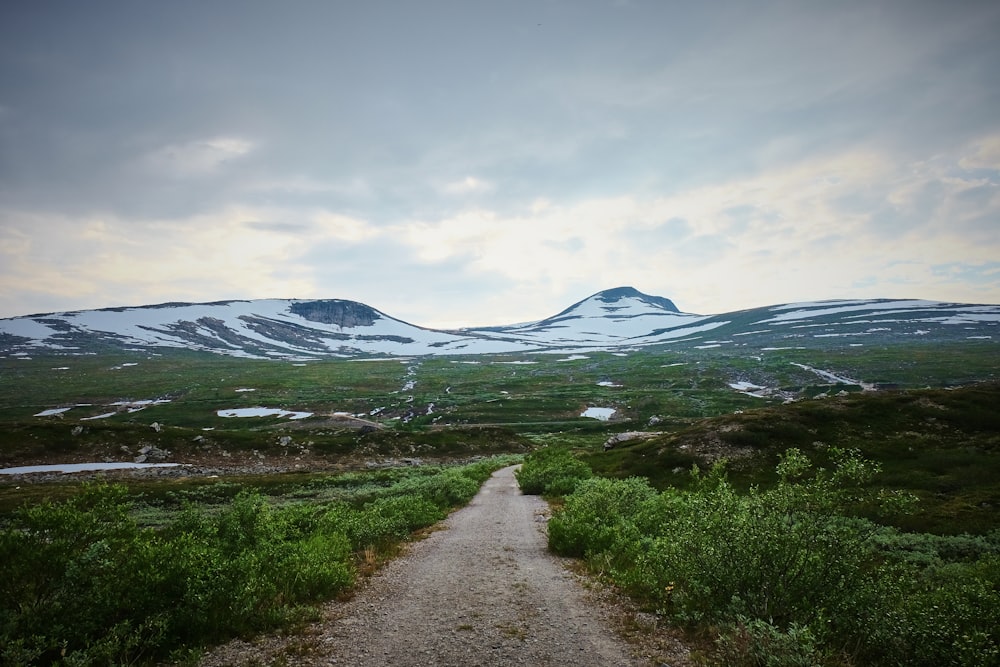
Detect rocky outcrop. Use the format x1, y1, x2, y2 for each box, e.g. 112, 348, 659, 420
289, 300, 380, 327
603, 431, 663, 450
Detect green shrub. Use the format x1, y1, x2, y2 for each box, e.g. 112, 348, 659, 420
549, 476, 656, 558
390, 469, 480, 508
0, 485, 359, 664
548, 448, 1000, 665
856, 558, 1000, 667
349, 495, 445, 548
715, 617, 830, 667
0, 458, 512, 665
516, 447, 592, 495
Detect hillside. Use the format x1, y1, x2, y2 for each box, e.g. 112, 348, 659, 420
585, 382, 1000, 534
1, 287, 998, 359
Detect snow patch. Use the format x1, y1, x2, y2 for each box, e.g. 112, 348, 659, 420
581, 407, 616, 420
790, 363, 874, 390
111, 399, 171, 413
760, 300, 942, 324
729, 381, 766, 391
81, 412, 117, 421
34, 407, 73, 417
217, 407, 313, 419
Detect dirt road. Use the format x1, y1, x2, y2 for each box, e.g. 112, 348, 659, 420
200, 465, 689, 666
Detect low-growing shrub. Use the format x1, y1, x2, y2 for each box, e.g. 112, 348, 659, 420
346, 495, 445, 548
715, 617, 831, 667
516, 447, 592, 495
0, 457, 516, 665
548, 476, 656, 558
548, 448, 1000, 666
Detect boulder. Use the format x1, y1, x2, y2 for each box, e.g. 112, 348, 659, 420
603, 431, 662, 451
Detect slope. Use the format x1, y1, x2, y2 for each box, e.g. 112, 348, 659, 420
0, 288, 997, 358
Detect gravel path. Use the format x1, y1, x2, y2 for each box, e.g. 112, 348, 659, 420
200, 465, 691, 666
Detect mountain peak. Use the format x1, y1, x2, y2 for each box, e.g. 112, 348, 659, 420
588, 286, 680, 313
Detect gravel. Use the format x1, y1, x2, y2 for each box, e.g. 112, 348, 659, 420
198, 465, 692, 667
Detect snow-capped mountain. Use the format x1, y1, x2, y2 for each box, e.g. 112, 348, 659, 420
0, 298, 543, 359
469, 286, 715, 346
0, 288, 997, 359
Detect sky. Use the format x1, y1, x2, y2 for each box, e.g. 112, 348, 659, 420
1, 0, 999, 328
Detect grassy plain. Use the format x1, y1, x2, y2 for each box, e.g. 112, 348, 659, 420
1, 340, 998, 665
1, 342, 998, 529
3, 341, 996, 425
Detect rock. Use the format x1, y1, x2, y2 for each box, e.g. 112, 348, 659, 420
71, 425, 84, 436
150, 422, 162, 432
135, 445, 170, 463
603, 431, 662, 451
279, 435, 293, 447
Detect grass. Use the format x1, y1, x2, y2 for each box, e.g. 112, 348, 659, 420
0, 456, 521, 665
2, 341, 998, 533
583, 382, 1000, 534
4, 339, 998, 665
3, 341, 996, 427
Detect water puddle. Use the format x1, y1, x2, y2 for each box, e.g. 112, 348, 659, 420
0, 462, 185, 475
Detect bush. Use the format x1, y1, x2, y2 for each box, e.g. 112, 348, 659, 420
548, 476, 656, 558
715, 617, 830, 667
547, 448, 1000, 665
390, 469, 481, 508
347, 495, 445, 548
0, 485, 359, 664
516, 447, 592, 495
0, 458, 514, 665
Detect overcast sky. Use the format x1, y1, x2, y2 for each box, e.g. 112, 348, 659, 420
1, 0, 998, 327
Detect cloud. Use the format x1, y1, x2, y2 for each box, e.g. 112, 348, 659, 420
959, 134, 1000, 170
0, 204, 379, 316
379, 138, 1000, 317
242, 221, 311, 234
0, 2, 998, 323
1, 125, 997, 324
142, 137, 254, 178
440, 176, 494, 196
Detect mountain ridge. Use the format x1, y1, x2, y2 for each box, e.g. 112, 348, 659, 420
1, 287, 997, 359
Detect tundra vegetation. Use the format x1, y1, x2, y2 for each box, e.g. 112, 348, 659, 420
0, 457, 520, 665
0, 341, 998, 665
519, 442, 1000, 666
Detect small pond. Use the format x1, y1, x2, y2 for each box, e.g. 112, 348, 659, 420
0, 462, 186, 475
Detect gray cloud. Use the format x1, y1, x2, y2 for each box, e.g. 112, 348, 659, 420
1, 0, 998, 319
